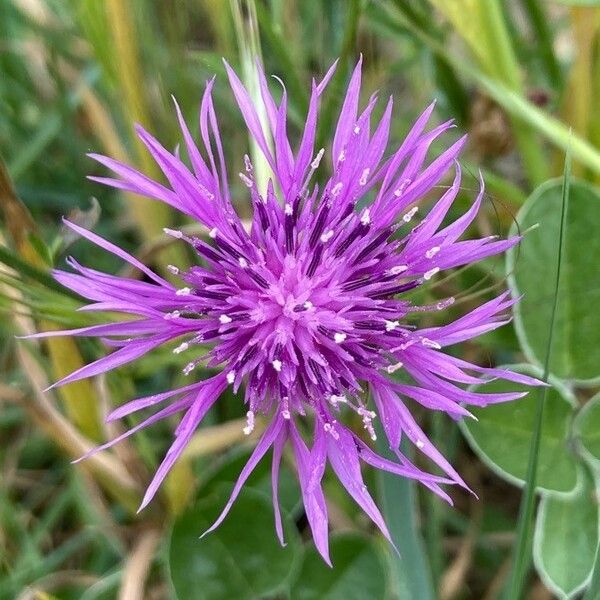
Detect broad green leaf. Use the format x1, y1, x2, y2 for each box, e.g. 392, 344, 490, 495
507, 178, 600, 383
202, 447, 301, 515
290, 533, 390, 600
575, 393, 600, 465
169, 487, 300, 600
461, 364, 578, 493
533, 478, 599, 599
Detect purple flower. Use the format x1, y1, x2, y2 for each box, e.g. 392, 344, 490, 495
34, 58, 539, 564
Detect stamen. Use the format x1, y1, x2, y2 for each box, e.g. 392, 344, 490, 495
163, 227, 183, 239
386, 362, 404, 374
358, 407, 377, 441
329, 394, 347, 407
173, 341, 189, 354
385, 320, 399, 332
167, 264, 180, 274
393, 179, 412, 197
423, 267, 440, 281
226, 370, 236, 384
209, 227, 218, 239
284, 203, 293, 216
243, 410, 255, 435
281, 397, 291, 420
388, 265, 408, 275
176, 287, 192, 296
324, 422, 340, 440
402, 206, 419, 222
360, 208, 371, 225
183, 362, 196, 376
238, 257, 248, 268
331, 182, 343, 196
425, 246, 440, 259
354, 125, 361, 134
320, 230, 334, 243
311, 148, 325, 169
164, 310, 181, 320
338, 150, 346, 163
421, 337, 441, 349
334, 332, 347, 344
359, 168, 370, 186
272, 359, 282, 372
219, 315, 232, 324
303, 300, 313, 309
239, 172, 254, 188
416, 439, 425, 449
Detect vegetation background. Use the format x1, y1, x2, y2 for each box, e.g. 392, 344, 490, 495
1, 1, 600, 598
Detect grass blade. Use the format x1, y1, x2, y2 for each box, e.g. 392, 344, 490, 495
376, 434, 435, 600
506, 147, 571, 598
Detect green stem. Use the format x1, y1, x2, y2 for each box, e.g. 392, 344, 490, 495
506, 148, 571, 599
520, 0, 563, 89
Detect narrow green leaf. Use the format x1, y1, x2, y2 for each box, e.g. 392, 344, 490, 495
376, 434, 434, 600
575, 393, 600, 465
507, 149, 571, 599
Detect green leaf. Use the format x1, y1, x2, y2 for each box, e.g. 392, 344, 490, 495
533, 477, 599, 599
169, 487, 301, 600
552, 1, 600, 5
507, 178, 600, 383
460, 364, 578, 493
202, 447, 301, 515
290, 533, 390, 600
575, 393, 600, 465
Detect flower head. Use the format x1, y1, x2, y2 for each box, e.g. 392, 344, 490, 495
35, 58, 540, 564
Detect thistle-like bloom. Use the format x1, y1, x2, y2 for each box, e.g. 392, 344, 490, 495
35, 59, 539, 564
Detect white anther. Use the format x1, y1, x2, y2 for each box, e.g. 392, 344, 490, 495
238, 257, 248, 268
163, 227, 183, 239
183, 362, 196, 376
324, 422, 340, 440
173, 342, 189, 354
239, 172, 253, 188
331, 182, 344, 196
243, 410, 255, 435
386, 362, 404, 374
282, 409, 291, 420
284, 203, 293, 216
391, 265, 409, 276
338, 150, 346, 163
354, 125, 361, 134
421, 337, 441, 349
402, 207, 419, 222
423, 267, 440, 281
209, 227, 218, 239
385, 320, 399, 332
244, 154, 253, 172
167, 264, 180, 274
436, 297, 455, 310
226, 370, 236, 384
329, 394, 347, 407
303, 301, 313, 309
359, 168, 370, 186
176, 287, 192, 296
394, 179, 412, 197
360, 208, 371, 225
425, 246, 440, 259
334, 332, 347, 344
311, 148, 325, 169
219, 315, 232, 324
164, 310, 181, 320
416, 439, 425, 449
320, 230, 334, 243
272, 359, 282, 372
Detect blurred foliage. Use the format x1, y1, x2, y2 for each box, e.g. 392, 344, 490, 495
1, 0, 600, 598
